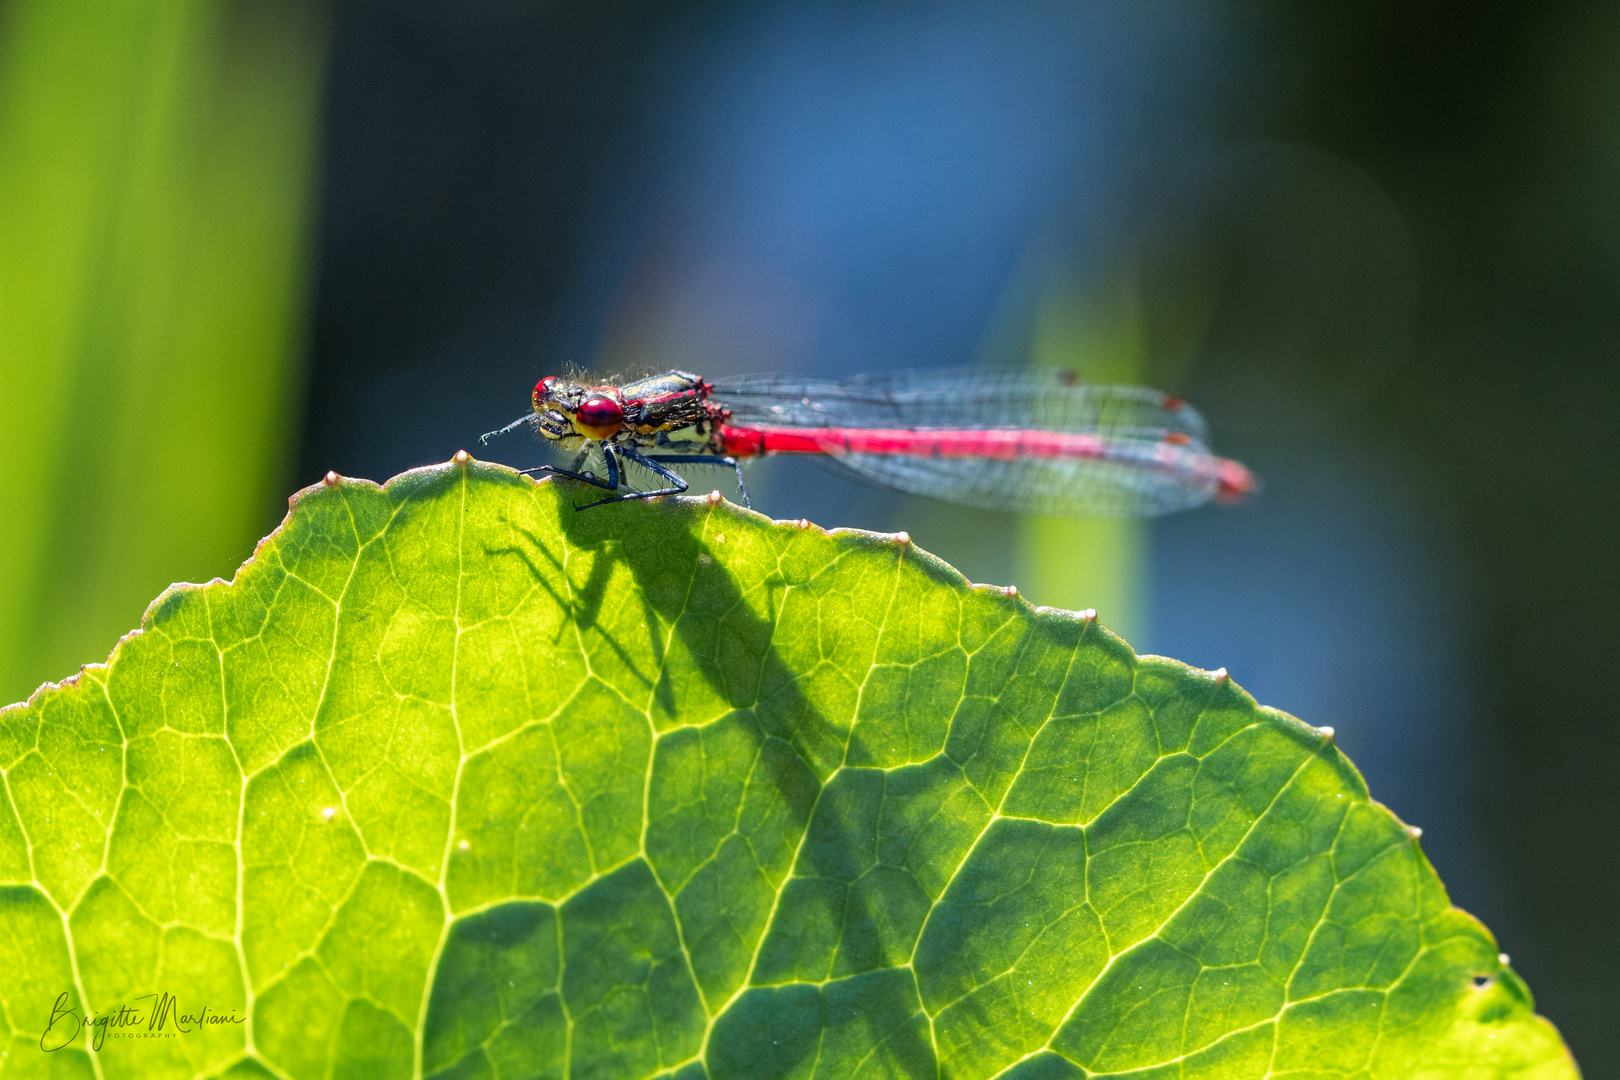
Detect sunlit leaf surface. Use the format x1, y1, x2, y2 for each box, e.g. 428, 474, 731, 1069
0, 460, 1576, 1079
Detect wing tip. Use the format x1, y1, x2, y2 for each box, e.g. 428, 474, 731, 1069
1214, 457, 1260, 503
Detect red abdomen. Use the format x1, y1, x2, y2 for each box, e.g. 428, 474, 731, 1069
721, 425, 1109, 461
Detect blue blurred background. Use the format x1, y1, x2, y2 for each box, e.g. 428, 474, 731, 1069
2, 0, 1615, 1069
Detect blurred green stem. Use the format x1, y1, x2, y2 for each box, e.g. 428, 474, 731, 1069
0, 0, 327, 705
1018, 269, 1148, 646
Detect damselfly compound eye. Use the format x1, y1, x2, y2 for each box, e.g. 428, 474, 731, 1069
533, 375, 559, 407
579, 395, 622, 427
574, 394, 625, 439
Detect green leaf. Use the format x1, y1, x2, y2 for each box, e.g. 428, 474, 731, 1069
0, 461, 1577, 1079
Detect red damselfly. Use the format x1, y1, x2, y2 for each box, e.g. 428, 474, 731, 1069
481, 368, 1255, 517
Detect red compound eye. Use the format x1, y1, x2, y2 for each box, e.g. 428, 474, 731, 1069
533, 375, 558, 406
575, 394, 625, 434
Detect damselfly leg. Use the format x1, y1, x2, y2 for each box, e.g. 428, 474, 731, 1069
525, 445, 752, 511
641, 453, 751, 508
519, 444, 622, 494
569, 447, 689, 510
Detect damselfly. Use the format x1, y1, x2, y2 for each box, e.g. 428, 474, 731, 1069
481, 368, 1255, 517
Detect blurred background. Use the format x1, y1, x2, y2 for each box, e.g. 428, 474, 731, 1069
1, 0, 1615, 1069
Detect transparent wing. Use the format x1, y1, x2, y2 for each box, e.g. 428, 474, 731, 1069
712, 367, 1208, 442
712, 368, 1220, 517
816, 441, 1219, 517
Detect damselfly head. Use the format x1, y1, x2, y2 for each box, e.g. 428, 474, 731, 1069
526, 375, 627, 442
